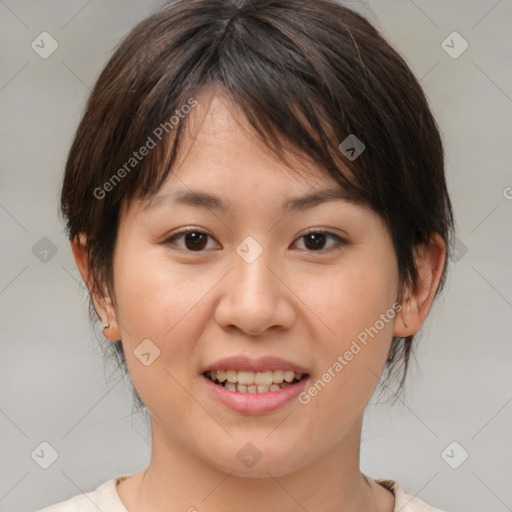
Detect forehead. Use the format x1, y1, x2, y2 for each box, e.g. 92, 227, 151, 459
139, 91, 346, 211
180, 91, 311, 171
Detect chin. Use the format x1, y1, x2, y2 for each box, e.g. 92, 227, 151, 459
203, 444, 311, 479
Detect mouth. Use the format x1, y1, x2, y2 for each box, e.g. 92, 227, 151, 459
203, 369, 308, 393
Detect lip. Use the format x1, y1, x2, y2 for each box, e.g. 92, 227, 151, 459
202, 355, 310, 374
201, 356, 310, 415
202, 373, 309, 414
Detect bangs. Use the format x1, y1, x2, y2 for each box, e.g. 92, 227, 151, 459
103, 3, 375, 213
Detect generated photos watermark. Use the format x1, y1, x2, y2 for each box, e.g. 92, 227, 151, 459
298, 302, 403, 405
93, 97, 198, 200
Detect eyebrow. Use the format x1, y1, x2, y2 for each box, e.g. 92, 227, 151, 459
146, 187, 352, 213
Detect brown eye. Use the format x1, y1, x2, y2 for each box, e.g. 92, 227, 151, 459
165, 229, 218, 252
303, 233, 327, 250
294, 231, 346, 252
164, 229, 346, 254
182, 232, 208, 251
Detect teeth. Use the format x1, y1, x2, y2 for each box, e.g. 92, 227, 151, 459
255, 371, 273, 386
225, 382, 236, 392
226, 370, 237, 383
237, 370, 255, 385
206, 369, 306, 392
283, 370, 295, 383
272, 370, 284, 383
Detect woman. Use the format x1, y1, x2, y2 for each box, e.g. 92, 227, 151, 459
40, 0, 453, 510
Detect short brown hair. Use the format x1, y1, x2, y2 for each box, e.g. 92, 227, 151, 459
60, 0, 454, 410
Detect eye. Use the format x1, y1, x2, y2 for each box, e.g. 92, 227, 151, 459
164, 228, 347, 253
293, 230, 347, 253
164, 228, 219, 252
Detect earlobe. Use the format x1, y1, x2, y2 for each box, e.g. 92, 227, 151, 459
101, 318, 121, 341
393, 234, 446, 338
70, 234, 122, 341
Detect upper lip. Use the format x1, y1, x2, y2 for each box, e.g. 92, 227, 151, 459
202, 356, 309, 375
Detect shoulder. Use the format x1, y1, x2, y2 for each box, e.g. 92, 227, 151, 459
376, 479, 448, 512
36, 475, 131, 512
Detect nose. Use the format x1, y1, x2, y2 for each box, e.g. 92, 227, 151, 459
214, 244, 296, 337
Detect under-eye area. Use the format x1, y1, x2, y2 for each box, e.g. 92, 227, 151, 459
203, 370, 309, 393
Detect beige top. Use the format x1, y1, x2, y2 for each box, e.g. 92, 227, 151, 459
37, 475, 447, 511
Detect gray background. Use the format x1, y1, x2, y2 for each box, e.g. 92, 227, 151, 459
0, 1, 511, 511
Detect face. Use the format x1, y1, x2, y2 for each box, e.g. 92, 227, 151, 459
103, 91, 402, 477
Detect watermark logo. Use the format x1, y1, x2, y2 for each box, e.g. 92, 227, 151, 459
451, 236, 468, 262
31, 441, 59, 469
134, 338, 161, 366
93, 98, 198, 200
441, 441, 469, 469
338, 134, 365, 161
441, 31, 468, 59
298, 302, 402, 405
32, 237, 58, 263
236, 236, 263, 264
237, 442, 262, 468
31, 32, 58, 59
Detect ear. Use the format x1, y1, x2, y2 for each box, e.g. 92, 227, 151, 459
393, 233, 446, 338
71, 234, 122, 341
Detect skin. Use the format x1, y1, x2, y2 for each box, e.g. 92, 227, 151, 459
72, 89, 446, 512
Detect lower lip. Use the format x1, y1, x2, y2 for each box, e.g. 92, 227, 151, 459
202, 375, 309, 414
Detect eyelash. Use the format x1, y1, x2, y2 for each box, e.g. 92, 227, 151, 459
163, 227, 347, 254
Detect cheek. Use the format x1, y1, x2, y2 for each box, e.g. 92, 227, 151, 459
304, 252, 399, 347
110, 247, 209, 404
298, 252, 399, 410
113, 244, 207, 340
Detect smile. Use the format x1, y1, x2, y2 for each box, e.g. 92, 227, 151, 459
204, 370, 306, 393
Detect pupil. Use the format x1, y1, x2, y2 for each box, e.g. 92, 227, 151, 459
185, 232, 207, 251
304, 233, 325, 250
